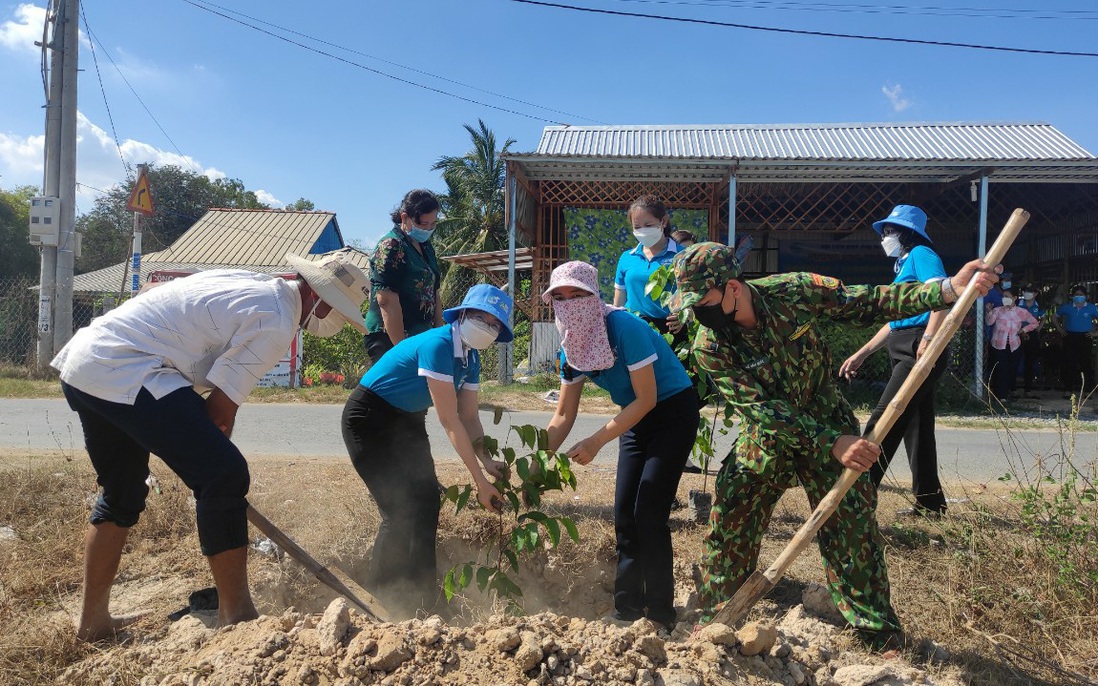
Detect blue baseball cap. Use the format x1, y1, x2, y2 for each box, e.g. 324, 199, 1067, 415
443, 284, 515, 343
872, 204, 933, 245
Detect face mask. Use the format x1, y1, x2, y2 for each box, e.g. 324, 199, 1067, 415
552, 295, 616, 371
1022, 292, 1035, 301
1001, 297, 1014, 308
458, 317, 499, 350
692, 285, 738, 333
1074, 295, 1087, 305
302, 300, 346, 338
1001, 281, 1012, 290
633, 226, 663, 248
881, 235, 903, 258
406, 222, 434, 243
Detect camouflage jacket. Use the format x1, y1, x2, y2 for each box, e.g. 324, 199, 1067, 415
694, 272, 947, 485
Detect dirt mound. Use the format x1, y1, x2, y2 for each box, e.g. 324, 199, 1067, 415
59, 601, 962, 686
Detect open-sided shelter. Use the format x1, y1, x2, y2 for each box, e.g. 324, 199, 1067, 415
498, 122, 1098, 384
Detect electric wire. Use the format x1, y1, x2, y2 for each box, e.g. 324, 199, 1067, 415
508, 0, 1098, 57
179, 0, 572, 124
77, 20, 187, 160
79, 2, 130, 176
188, 0, 604, 124
616, 0, 1098, 21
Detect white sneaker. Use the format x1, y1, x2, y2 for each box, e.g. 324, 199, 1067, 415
542, 390, 560, 404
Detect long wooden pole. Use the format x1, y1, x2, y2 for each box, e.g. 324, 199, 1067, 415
246, 505, 388, 622
709, 208, 1030, 628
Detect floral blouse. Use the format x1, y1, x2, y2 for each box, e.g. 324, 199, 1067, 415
364, 227, 440, 337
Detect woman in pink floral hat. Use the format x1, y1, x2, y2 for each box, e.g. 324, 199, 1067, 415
541, 260, 700, 630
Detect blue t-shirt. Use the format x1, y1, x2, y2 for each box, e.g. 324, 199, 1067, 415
1056, 301, 1098, 333
614, 239, 682, 319
558, 310, 691, 406
359, 323, 480, 412
890, 245, 947, 330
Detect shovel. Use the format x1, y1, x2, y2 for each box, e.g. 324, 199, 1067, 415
246, 505, 389, 622
708, 208, 1030, 628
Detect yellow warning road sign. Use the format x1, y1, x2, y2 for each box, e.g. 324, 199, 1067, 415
126, 168, 155, 215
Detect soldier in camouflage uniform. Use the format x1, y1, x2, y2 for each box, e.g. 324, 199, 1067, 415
671, 242, 998, 642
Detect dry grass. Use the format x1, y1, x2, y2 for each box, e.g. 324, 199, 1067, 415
0, 429, 1095, 685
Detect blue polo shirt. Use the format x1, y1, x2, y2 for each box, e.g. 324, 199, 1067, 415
614, 239, 682, 319
1056, 301, 1098, 333
890, 245, 947, 330
358, 323, 480, 412
1021, 301, 1044, 321
559, 310, 691, 407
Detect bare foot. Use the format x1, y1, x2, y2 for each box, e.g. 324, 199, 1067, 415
216, 606, 259, 629
76, 611, 148, 642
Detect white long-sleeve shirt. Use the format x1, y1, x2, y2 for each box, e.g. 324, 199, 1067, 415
52, 270, 302, 406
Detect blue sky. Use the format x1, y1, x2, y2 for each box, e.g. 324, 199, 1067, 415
1, 0, 1095, 250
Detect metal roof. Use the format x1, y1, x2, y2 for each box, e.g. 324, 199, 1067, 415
146, 209, 341, 265
507, 122, 1098, 183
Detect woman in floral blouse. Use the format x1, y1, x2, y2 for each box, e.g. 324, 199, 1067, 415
364, 189, 444, 362
986, 289, 1040, 402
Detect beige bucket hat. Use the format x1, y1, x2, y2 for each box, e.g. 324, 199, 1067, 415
284, 250, 370, 333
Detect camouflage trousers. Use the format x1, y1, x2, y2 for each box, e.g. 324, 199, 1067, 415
698, 455, 901, 632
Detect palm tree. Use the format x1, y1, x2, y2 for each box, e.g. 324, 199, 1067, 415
431, 120, 516, 304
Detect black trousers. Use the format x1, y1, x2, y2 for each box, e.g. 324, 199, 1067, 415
363, 332, 395, 363
989, 346, 1020, 400
613, 387, 700, 626
1021, 334, 1042, 392
864, 326, 948, 514
1061, 333, 1095, 394
341, 386, 440, 607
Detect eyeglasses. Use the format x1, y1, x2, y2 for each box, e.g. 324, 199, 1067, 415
465, 311, 501, 333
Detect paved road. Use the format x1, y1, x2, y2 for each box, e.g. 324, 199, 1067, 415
2, 398, 1094, 484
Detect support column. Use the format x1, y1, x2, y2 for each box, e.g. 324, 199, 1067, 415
500, 170, 518, 385
727, 172, 737, 246
974, 175, 989, 398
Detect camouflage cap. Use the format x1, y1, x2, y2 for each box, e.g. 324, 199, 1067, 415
671, 242, 743, 312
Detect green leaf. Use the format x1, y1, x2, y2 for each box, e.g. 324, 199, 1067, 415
460, 562, 473, 589
502, 446, 516, 462
516, 457, 531, 482
476, 566, 492, 591
517, 425, 537, 449
456, 486, 471, 513
542, 517, 561, 546
561, 516, 580, 542
537, 428, 550, 450
503, 548, 519, 571
506, 491, 522, 512
493, 405, 504, 425
443, 568, 457, 601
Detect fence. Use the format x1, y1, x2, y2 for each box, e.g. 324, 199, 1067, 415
2, 271, 991, 407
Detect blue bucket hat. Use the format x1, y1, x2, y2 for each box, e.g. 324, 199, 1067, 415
443, 284, 515, 343
872, 204, 932, 245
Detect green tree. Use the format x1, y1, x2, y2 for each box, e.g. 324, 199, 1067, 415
75, 165, 271, 273
431, 120, 516, 303
0, 185, 40, 279
285, 197, 315, 211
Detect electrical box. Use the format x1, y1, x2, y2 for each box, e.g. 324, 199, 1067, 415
28, 196, 60, 246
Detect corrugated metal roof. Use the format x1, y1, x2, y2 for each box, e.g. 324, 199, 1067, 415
72, 249, 372, 295
146, 209, 340, 265
530, 123, 1095, 161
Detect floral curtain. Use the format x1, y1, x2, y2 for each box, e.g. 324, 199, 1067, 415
563, 208, 709, 301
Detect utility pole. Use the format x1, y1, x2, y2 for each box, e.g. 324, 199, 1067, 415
36, 0, 66, 368
53, 0, 80, 351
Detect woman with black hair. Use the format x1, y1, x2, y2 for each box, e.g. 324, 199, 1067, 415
613, 195, 687, 344
364, 189, 443, 362
838, 205, 949, 517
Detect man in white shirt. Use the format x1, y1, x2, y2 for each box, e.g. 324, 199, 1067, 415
51, 249, 369, 641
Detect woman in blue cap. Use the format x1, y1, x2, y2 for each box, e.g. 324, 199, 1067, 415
543, 260, 700, 630
839, 204, 949, 517
342, 284, 513, 611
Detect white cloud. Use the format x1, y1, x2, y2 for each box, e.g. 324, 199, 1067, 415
882, 84, 912, 113
0, 3, 44, 55
0, 112, 231, 214
255, 189, 282, 207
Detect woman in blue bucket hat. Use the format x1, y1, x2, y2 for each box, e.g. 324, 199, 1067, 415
839, 204, 950, 517
341, 284, 513, 613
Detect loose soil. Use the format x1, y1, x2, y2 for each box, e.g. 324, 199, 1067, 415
0, 450, 1091, 685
